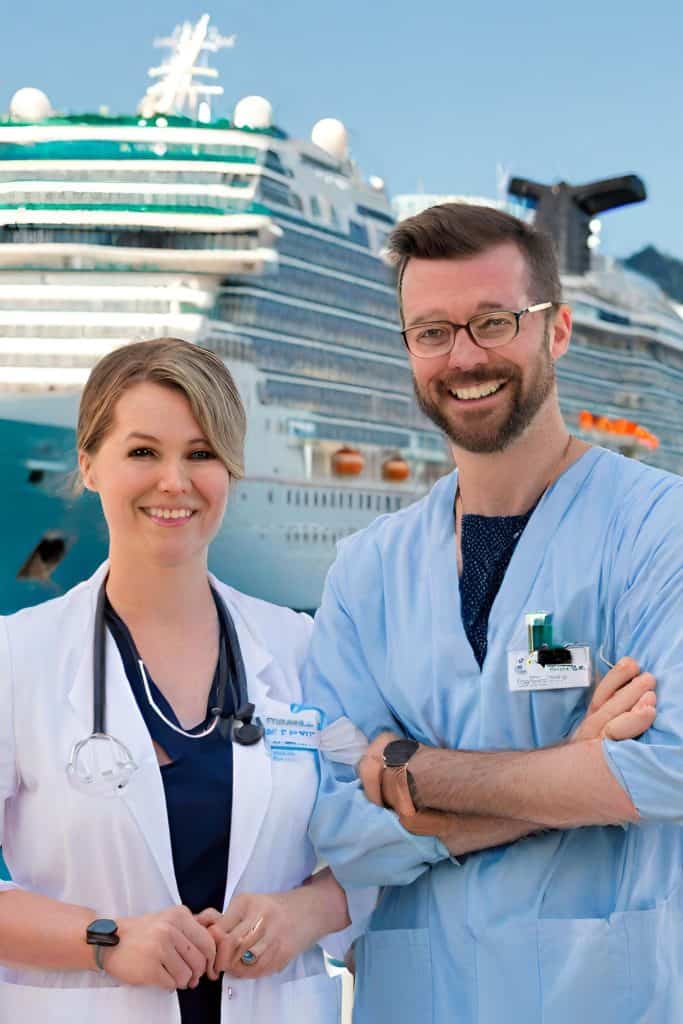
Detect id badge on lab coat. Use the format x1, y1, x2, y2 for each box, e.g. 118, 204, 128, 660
507, 645, 592, 692
263, 704, 322, 762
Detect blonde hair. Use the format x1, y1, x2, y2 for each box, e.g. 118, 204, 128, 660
76, 338, 246, 489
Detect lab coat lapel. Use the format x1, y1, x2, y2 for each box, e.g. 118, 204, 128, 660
67, 564, 181, 905
217, 589, 274, 907
427, 470, 480, 674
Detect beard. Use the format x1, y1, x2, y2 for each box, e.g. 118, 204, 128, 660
413, 334, 556, 454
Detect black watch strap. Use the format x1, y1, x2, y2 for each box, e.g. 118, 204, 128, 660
86, 918, 120, 947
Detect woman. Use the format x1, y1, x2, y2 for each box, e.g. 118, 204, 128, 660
0, 338, 369, 1023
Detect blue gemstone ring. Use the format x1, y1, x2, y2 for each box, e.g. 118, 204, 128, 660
240, 950, 257, 966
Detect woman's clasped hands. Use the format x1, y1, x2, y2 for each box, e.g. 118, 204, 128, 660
100, 890, 321, 990
197, 889, 323, 981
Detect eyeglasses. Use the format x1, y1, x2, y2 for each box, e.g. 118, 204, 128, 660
402, 302, 553, 359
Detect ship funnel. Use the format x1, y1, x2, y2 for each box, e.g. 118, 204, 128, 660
508, 174, 647, 275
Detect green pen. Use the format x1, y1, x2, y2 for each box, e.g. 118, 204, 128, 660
526, 612, 553, 653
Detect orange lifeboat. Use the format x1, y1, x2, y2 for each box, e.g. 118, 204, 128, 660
332, 446, 364, 476
382, 456, 411, 482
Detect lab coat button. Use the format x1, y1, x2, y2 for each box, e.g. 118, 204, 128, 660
226, 986, 234, 1000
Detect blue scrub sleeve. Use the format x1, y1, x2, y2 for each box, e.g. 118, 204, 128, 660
603, 492, 683, 822
304, 546, 450, 888
0, 618, 20, 892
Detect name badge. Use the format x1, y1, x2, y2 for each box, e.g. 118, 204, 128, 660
507, 645, 592, 692
264, 704, 322, 761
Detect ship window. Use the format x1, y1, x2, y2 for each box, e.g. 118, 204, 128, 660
313, 492, 318, 507
304, 492, 309, 506
329, 492, 336, 508
348, 493, 353, 508
376, 496, 382, 510
321, 493, 327, 507
295, 491, 300, 506
366, 495, 372, 509
310, 195, 321, 218
267, 489, 274, 503
385, 496, 391, 510
287, 489, 291, 504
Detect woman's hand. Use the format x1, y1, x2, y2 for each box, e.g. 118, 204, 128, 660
198, 874, 348, 981
101, 905, 216, 991
572, 656, 656, 742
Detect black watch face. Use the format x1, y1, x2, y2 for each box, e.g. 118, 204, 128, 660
88, 918, 117, 938
384, 739, 419, 768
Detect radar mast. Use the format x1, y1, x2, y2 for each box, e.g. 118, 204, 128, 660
138, 13, 235, 122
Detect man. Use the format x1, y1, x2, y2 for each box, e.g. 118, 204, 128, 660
305, 204, 683, 1022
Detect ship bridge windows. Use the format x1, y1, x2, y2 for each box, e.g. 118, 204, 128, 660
257, 177, 299, 209
348, 220, 369, 248
263, 150, 291, 176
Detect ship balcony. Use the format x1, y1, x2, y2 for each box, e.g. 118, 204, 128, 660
0, 242, 279, 273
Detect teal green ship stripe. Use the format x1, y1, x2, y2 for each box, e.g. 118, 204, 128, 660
0, 201, 272, 216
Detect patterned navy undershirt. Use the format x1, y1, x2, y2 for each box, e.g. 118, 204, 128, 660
459, 507, 535, 668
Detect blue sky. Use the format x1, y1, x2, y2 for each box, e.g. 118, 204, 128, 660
3, 0, 681, 260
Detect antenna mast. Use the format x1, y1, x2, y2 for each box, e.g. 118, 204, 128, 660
138, 13, 235, 122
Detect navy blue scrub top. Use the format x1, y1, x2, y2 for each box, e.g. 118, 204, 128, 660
105, 596, 234, 1024
460, 508, 534, 667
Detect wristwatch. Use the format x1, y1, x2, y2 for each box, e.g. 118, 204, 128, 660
382, 738, 421, 815
86, 918, 119, 972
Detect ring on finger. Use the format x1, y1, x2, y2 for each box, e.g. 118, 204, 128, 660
245, 915, 264, 937
240, 949, 258, 966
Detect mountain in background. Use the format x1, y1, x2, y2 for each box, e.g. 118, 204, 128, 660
623, 246, 683, 303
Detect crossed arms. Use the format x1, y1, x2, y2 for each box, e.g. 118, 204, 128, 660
358, 658, 654, 856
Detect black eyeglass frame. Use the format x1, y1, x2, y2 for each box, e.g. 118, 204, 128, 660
401, 302, 554, 358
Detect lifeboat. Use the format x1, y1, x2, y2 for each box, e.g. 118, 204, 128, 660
332, 446, 364, 476
382, 455, 411, 482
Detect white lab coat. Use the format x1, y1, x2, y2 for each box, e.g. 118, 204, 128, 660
0, 563, 365, 1023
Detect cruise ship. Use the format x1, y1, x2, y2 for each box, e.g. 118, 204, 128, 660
0, 15, 450, 614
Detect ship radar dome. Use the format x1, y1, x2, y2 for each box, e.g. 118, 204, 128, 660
9, 87, 52, 121
369, 176, 385, 192
311, 118, 348, 160
233, 96, 273, 130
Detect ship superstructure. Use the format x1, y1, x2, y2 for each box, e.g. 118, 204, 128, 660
0, 17, 450, 613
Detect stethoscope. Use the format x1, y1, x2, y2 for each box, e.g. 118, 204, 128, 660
67, 581, 264, 797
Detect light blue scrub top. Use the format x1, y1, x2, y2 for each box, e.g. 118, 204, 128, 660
305, 448, 683, 1024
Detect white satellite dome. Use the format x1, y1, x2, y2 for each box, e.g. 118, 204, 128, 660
311, 118, 348, 160
233, 96, 273, 130
369, 176, 386, 192
9, 87, 52, 121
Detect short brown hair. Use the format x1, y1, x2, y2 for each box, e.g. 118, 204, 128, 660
387, 203, 562, 319
76, 337, 246, 488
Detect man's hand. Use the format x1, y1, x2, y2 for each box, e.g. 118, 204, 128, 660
357, 730, 401, 807
572, 657, 656, 742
